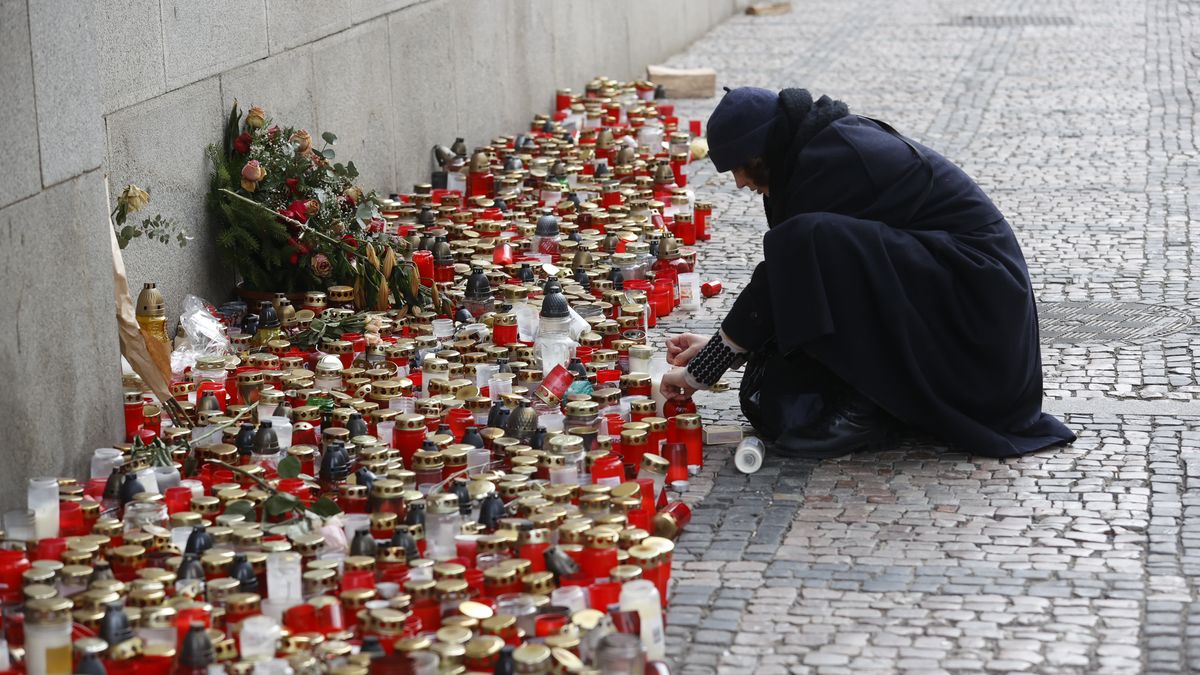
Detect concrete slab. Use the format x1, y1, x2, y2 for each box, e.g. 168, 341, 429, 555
387, 0, 458, 192
625, 0, 666, 79
220, 45, 319, 134
106, 77, 228, 319
348, 0, 419, 25
449, 0, 516, 147
0, 171, 122, 497
266, 0, 351, 54
0, 0, 41, 207
161, 0, 268, 89
549, 0, 600, 94
589, 0, 635, 81
96, 0, 167, 114
28, 0, 104, 186
507, 0, 556, 117
311, 19, 396, 194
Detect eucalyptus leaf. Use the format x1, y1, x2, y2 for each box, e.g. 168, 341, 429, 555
277, 455, 302, 479
321, 148, 335, 160
322, 131, 337, 145
356, 203, 373, 221
308, 496, 343, 518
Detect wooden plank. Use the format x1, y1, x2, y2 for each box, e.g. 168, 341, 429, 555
646, 65, 717, 99
746, 2, 792, 16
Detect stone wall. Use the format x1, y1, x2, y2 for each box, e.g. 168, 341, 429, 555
0, 0, 124, 503
0, 0, 740, 507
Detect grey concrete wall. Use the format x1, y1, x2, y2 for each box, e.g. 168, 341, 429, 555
0, 0, 738, 508
0, 0, 124, 504
105, 0, 743, 315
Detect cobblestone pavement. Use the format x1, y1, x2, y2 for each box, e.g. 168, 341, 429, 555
640, 1, 1200, 672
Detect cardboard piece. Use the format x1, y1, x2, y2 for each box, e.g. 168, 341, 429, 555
646, 65, 718, 99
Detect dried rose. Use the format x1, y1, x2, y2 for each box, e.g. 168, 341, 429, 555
118, 184, 150, 213
304, 200, 320, 217
344, 186, 363, 204
291, 129, 312, 154
246, 106, 266, 129
310, 253, 333, 278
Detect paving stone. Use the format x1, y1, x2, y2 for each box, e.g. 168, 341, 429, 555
658, 1, 1200, 672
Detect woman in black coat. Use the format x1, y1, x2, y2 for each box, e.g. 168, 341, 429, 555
660, 87, 1075, 458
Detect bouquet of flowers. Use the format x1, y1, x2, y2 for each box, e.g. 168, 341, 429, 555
207, 102, 422, 310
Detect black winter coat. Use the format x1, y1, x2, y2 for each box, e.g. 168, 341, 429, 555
723, 114, 1075, 457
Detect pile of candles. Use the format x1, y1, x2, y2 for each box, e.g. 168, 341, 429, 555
6, 75, 720, 674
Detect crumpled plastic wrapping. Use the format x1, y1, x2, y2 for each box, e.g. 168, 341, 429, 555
171, 294, 231, 377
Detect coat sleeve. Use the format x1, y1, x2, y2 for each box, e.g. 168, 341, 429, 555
720, 260, 775, 352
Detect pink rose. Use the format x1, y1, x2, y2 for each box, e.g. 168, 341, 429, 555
240, 160, 266, 192
241, 160, 266, 182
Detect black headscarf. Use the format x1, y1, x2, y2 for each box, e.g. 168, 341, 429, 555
764, 89, 850, 225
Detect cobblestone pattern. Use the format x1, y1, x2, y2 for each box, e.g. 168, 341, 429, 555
636, 0, 1200, 672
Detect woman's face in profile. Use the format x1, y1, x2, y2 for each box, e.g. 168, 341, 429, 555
732, 164, 769, 196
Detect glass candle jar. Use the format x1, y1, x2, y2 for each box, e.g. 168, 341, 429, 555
517, 528, 551, 573
24, 597, 73, 675
674, 413, 703, 472
619, 373, 652, 398
591, 455, 625, 488
636, 454, 669, 504
652, 501, 692, 541
583, 527, 619, 581
27, 477, 60, 541
412, 451, 445, 493
620, 429, 649, 473
662, 442, 689, 486
425, 494, 461, 561
482, 566, 521, 599
392, 414, 428, 468
629, 398, 657, 423
370, 479, 407, 518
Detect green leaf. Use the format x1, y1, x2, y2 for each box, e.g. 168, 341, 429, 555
321, 131, 337, 145
263, 493, 301, 518
223, 500, 256, 519
223, 102, 242, 159
321, 148, 335, 160
276, 455, 302, 479
308, 496, 343, 518
355, 202, 373, 221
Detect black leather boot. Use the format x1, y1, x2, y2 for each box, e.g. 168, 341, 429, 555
776, 392, 891, 459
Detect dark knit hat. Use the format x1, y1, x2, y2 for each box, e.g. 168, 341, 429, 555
706, 87, 779, 172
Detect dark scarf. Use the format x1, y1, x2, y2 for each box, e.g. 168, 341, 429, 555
764, 88, 850, 225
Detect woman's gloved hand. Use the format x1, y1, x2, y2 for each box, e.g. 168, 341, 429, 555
660, 368, 699, 402
666, 333, 712, 366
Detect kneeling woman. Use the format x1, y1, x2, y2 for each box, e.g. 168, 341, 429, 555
660, 87, 1075, 458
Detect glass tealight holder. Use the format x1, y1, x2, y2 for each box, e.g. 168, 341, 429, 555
90, 449, 124, 479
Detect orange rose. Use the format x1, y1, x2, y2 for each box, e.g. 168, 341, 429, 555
246, 106, 266, 129
291, 129, 312, 154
